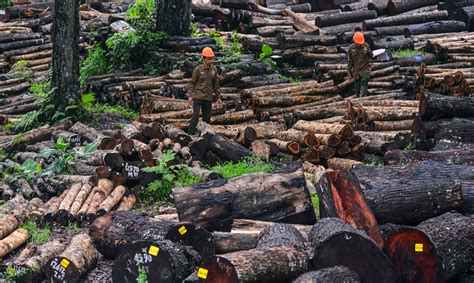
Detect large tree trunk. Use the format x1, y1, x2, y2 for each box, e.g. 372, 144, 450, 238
172, 161, 316, 232
156, 0, 192, 36
199, 247, 310, 282
112, 240, 200, 283
309, 218, 398, 283
89, 211, 215, 260
315, 171, 383, 248
51, 0, 80, 109
380, 224, 444, 283
352, 161, 466, 224
417, 212, 474, 281
363, 10, 448, 30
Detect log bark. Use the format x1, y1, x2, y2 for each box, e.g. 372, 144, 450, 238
21, 240, 66, 277
172, 161, 316, 232
315, 171, 383, 248
164, 124, 192, 146
387, 0, 441, 16
199, 247, 310, 282
352, 162, 465, 224
212, 232, 259, 254
315, 10, 377, 27
384, 149, 474, 166
404, 20, 467, 36
310, 218, 398, 283
363, 10, 449, 30
380, 224, 444, 283
44, 234, 100, 282
187, 166, 222, 182
371, 119, 413, 131
205, 132, 252, 163
293, 120, 353, 139
96, 185, 126, 216
68, 183, 93, 221
419, 92, 474, 120
417, 212, 474, 281
269, 139, 301, 155
256, 223, 307, 249
57, 182, 82, 219
327, 157, 363, 171
69, 122, 106, 143
294, 266, 361, 283
116, 194, 137, 211
51, 0, 80, 110
44, 188, 69, 221
90, 211, 215, 260
0, 228, 30, 258
112, 240, 200, 283
156, 0, 192, 36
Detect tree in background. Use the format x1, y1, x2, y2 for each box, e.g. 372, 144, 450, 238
156, 0, 192, 36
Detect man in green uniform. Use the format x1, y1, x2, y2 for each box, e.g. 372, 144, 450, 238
347, 32, 372, 97
187, 47, 221, 135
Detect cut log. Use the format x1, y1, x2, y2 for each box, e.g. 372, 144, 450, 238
116, 194, 136, 211
212, 232, 259, 254
112, 240, 200, 283
352, 162, 465, 224
85, 150, 124, 171
232, 219, 312, 240
315, 9, 377, 27
419, 92, 474, 120
44, 234, 100, 283
199, 247, 310, 282
21, 240, 66, 279
315, 171, 383, 248
371, 119, 413, 131
164, 124, 192, 146
404, 20, 467, 36
0, 228, 30, 258
387, 0, 442, 16
363, 10, 449, 30
310, 218, 398, 283
293, 120, 353, 139
269, 139, 301, 155
68, 183, 93, 221
417, 212, 474, 281
206, 133, 252, 162
90, 211, 215, 260
327, 157, 363, 171
96, 185, 126, 216
256, 223, 306, 249
172, 161, 316, 232
294, 266, 361, 283
44, 188, 69, 221
187, 166, 222, 182
380, 224, 444, 283
57, 182, 82, 219
69, 121, 106, 143
384, 149, 474, 166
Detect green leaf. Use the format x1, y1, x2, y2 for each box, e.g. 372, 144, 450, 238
84, 141, 99, 154
38, 148, 58, 158
54, 159, 65, 174
262, 44, 273, 56
55, 136, 70, 151
81, 93, 95, 109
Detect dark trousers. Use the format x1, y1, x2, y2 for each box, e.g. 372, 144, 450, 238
354, 74, 370, 97
188, 99, 212, 135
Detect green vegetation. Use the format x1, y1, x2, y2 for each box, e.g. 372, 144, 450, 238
79, 46, 110, 86
363, 154, 384, 166
20, 220, 51, 245
11, 60, 33, 81
311, 193, 320, 218
136, 264, 148, 283
404, 142, 415, 150
142, 151, 201, 202
210, 157, 276, 179
392, 48, 426, 59
39, 136, 99, 175
67, 222, 82, 234
91, 103, 140, 121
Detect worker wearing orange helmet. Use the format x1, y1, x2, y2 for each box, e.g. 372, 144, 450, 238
347, 32, 372, 97
187, 47, 221, 135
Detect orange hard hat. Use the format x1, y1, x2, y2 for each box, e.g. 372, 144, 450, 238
202, 47, 215, 58
353, 32, 364, 44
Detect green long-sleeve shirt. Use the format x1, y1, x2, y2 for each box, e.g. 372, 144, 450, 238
188, 64, 220, 101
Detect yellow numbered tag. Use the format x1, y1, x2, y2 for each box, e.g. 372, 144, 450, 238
415, 243, 423, 252
60, 259, 70, 268
148, 245, 160, 256
197, 268, 208, 279
179, 226, 187, 235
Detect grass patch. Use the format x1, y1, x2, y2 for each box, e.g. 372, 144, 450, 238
392, 48, 426, 59
210, 157, 276, 179
363, 154, 384, 166
91, 103, 140, 121
19, 220, 51, 245
311, 193, 320, 218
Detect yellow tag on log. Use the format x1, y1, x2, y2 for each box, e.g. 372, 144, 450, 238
415, 243, 423, 252
148, 245, 160, 256
197, 268, 208, 279
179, 226, 187, 235
60, 259, 70, 268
